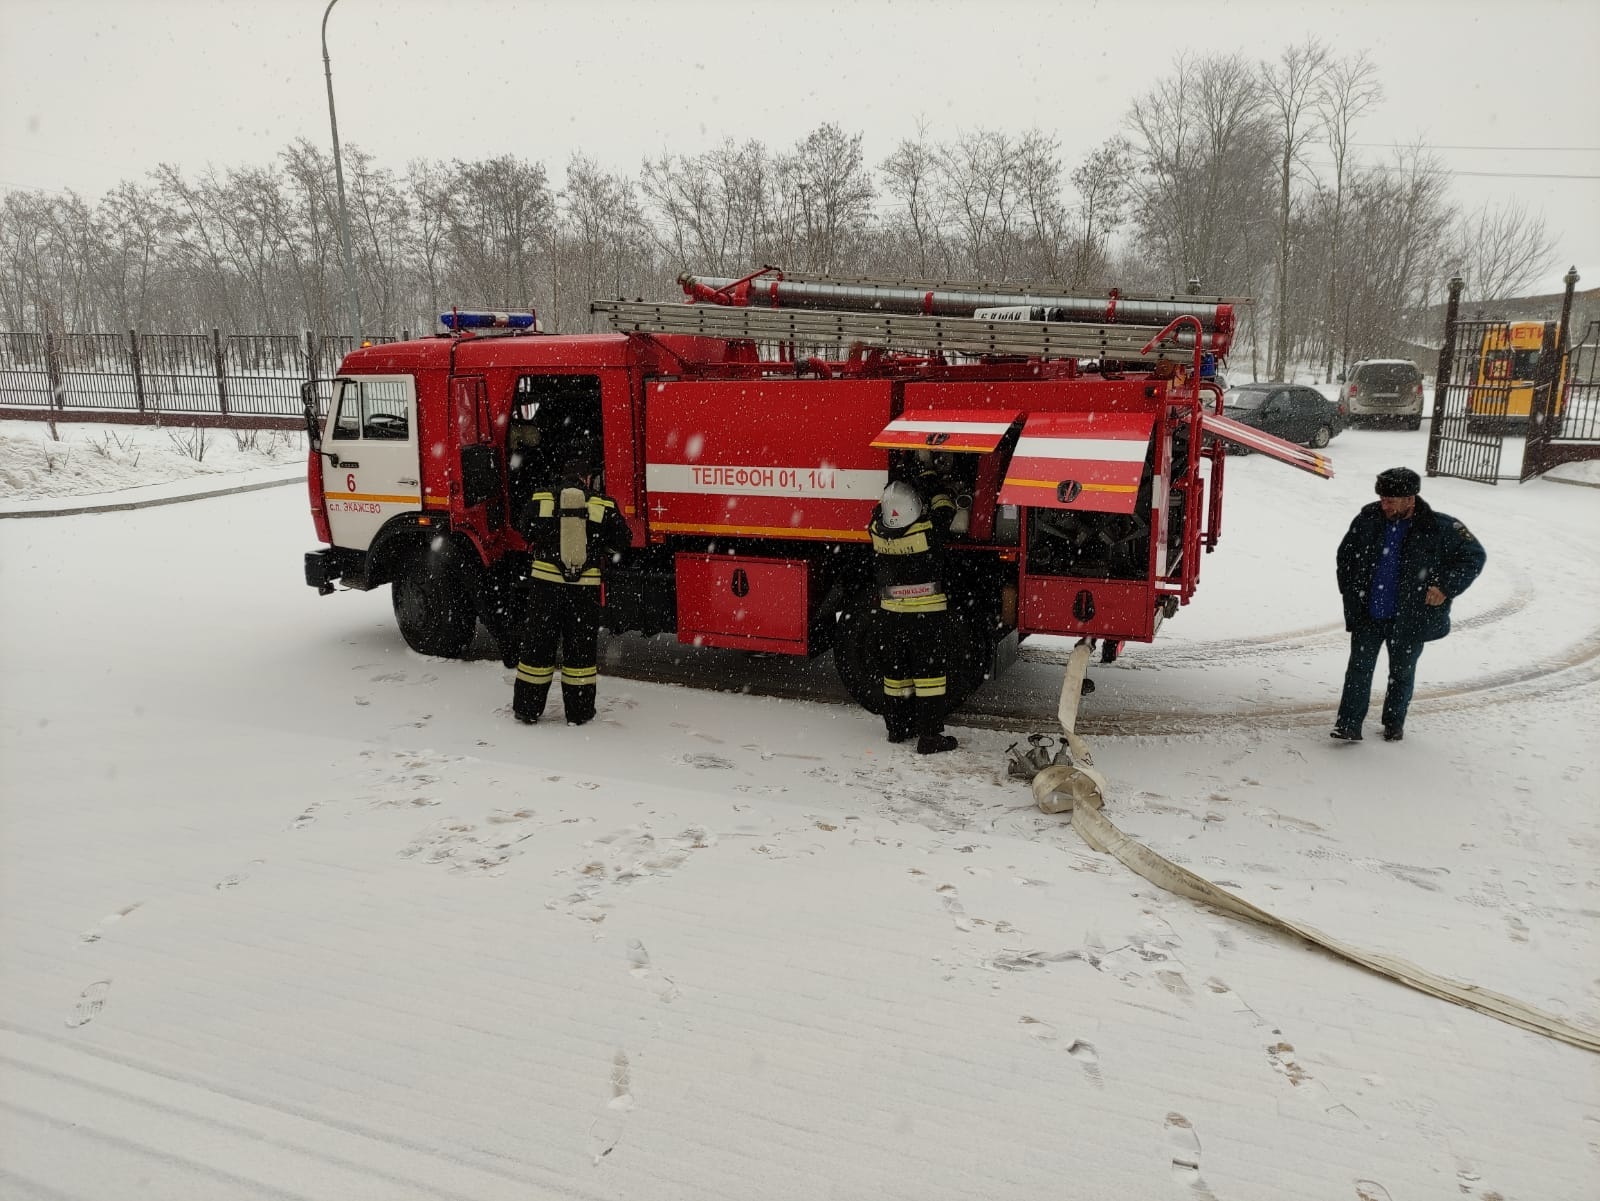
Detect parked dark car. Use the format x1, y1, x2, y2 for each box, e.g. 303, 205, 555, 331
1223, 383, 1344, 449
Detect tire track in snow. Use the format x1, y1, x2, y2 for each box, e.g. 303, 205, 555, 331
0, 1020, 611, 1200
599, 618, 1600, 738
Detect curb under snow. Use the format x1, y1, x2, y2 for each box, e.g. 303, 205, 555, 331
0, 473, 307, 519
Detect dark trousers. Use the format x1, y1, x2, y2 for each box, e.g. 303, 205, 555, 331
513, 580, 602, 724
876, 608, 950, 740
1336, 618, 1425, 732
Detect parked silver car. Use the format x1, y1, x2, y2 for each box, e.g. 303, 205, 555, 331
1339, 360, 1424, 429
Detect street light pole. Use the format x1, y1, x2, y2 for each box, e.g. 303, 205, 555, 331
321, 0, 362, 343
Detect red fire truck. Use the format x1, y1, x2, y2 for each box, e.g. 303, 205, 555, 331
301, 269, 1330, 715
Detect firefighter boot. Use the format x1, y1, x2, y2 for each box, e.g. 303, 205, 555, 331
513, 666, 555, 725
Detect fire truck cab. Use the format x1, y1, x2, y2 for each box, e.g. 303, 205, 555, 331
302, 273, 1331, 715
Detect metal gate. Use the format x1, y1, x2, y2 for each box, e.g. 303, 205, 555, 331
1426, 278, 1507, 484
1427, 268, 1594, 485
1521, 273, 1599, 481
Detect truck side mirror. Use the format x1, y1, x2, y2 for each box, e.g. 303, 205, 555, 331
461, 444, 501, 507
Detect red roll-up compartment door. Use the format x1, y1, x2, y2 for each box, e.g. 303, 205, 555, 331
998, 411, 1155, 514
871, 409, 1021, 453
1199, 412, 1334, 478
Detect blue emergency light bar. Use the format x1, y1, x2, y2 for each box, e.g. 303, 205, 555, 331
440, 311, 536, 330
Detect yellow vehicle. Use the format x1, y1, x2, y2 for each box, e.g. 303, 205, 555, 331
1467, 320, 1567, 429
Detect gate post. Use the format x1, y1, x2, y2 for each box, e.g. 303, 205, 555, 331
1425, 276, 1464, 477
1523, 267, 1581, 480
213, 327, 229, 416
128, 328, 147, 413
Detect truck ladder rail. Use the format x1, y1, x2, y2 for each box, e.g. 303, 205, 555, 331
592, 299, 1207, 361
699, 269, 1246, 311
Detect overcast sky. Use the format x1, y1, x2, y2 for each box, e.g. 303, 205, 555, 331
2, 0, 1596, 293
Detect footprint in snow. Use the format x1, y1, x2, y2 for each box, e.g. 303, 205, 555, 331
626, 939, 680, 1003
673, 752, 734, 770
1019, 1018, 1103, 1087
79, 902, 142, 943
1156, 970, 1193, 999
1164, 1112, 1215, 1194
1066, 1039, 1102, 1086
935, 883, 973, 932
66, 980, 112, 1028
589, 1049, 634, 1164
1267, 1040, 1311, 1086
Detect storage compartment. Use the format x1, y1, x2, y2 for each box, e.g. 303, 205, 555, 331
1019, 575, 1156, 642
675, 553, 812, 654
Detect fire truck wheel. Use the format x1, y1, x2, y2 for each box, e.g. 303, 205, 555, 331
392, 541, 476, 658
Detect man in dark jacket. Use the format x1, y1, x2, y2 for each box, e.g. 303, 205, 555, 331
1332, 467, 1486, 741
511, 447, 631, 726
868, 466, 960, 754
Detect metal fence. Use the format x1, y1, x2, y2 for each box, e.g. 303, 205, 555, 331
0, 328, 407, 425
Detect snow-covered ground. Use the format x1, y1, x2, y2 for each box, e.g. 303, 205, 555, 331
0, 420, 307, 503
1, 424, 1597, 1200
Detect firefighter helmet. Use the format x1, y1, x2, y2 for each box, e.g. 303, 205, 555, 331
880, 480, 923, 530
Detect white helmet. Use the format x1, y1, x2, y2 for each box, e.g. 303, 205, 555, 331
880, 480, 923, 530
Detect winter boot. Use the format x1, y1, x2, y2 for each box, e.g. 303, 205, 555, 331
917, 733, 958, 755
1329, 725, 1362, 742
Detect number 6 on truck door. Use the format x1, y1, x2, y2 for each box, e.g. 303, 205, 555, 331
321, 375, 421, 552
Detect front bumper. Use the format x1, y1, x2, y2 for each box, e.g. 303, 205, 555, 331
304, 546, 366, 593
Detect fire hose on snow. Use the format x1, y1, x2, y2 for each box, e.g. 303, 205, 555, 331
1008, 640, 1600, 1054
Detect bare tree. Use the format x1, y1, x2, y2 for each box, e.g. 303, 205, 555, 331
1126, 53, 1274, 295
788, 124, 875, 275
1066, 138, 1132, 289
1452, 198, 1557, 301
445, 155, 553, 311
93, 182, 175, 331
878, 121, 945, 276
1316, 52, 1381, 376
1260, 38, 1329, 377
1013, 128, 1067, 280
560, 155, 651, 330
405, 158, 454, 331
640, 140, 776, 274
939, 129, 1018, 278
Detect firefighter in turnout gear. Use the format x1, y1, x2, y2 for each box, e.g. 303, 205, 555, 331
868, 467, 959, 754
512, 449, 630, 726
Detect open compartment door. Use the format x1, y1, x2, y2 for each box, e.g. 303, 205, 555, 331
998, 411, 1155, 514
872, 409, 1021, 453
1200, 412, 1334, 479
